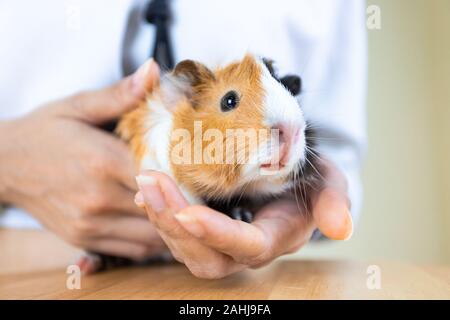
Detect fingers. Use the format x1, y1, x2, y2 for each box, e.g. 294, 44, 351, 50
60, 59, 160, 124
133, 163, 352, 278
113, 187, 147, 217
142, 170, 190, 211
134, 170, 311, 269
108, 185, 145, 217
162, 229, 245, 279
106, 139, 140, 191
85, 181, 145, 217
173, 206, 268, 263
135, 172, 194, 250
253, 200, 316, 254
135, 171, 246, 279
173, 199, 314, 266
135, 171, 189, 230
83, 238, 158, 261
312, 160, 353, 240
85, 128, 139, 192
313, 187, 353, 240
89, 215, 165, 247
107, 185, 146, 217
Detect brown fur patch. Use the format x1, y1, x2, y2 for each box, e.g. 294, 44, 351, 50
170, 54, 268, 199
116, 100, 150, 166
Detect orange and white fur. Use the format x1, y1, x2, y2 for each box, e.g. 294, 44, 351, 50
117, 54, 309, 206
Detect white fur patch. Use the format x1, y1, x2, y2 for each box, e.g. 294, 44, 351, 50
240, 59, 307, 195
140, 96, 172, 174
260, 61, 307, 168
259, 61, 306, 130
139, 89, 204, 206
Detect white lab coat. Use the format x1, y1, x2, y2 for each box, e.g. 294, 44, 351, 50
0, 0, 367, 228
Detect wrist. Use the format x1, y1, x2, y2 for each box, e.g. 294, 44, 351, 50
0, 119, 18, 204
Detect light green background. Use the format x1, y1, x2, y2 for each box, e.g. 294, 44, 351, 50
298, 0, 450, 264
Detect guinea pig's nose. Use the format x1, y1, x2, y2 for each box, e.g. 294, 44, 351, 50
272, 123, 300, 145
271, 123, 301, 166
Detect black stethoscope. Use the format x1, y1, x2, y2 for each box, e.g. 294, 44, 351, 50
102, 0, 174, 132
144, 0, 302, 97
144, 0, 174, 70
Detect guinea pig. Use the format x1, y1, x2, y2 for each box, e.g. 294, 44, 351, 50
117, 54, 320, 219
78, 54, 322, 273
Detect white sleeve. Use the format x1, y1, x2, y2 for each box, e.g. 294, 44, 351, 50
302, 0, 367, 222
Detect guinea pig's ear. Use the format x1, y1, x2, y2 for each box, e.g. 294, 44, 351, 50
262, 57, 278, 79
236, 54, 261, 80
173, 60, 215, 91
280, 75, 302, 96
160, 60, 215, 109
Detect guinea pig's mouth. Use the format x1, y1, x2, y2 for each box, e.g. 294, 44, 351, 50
260, 162, 285, 169
258, 126, 305, 176
237, 124, 307, 198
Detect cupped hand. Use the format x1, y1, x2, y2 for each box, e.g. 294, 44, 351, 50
135, 160, 352, 279
0, 59, 167, 260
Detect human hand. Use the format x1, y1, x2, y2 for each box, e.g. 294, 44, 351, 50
134, 160, 352, 279
0, 59, 166, 260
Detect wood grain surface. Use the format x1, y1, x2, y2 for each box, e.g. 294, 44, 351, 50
1, 229, 449, 299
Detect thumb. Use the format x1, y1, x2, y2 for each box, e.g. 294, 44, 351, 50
312, 159, 353, 241
313, 188, 353, 240
62, 58, 160, 124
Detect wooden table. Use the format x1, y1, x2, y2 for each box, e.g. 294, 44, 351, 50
1, 229, 449, 299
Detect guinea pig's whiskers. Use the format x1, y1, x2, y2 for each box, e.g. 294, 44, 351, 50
293, 167, 302, 214
304, 151, 325, 182
305, 145, 322, 162
304, 121, 324, 130
306, 136, 345, 142
236, 177, 254, 206
296, 163, 309, 215
300, 166, 309, 214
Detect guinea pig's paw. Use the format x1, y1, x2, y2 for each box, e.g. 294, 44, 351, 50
230, 207, 253, 223
76, 253, 135, 275
75, 252, 103, 275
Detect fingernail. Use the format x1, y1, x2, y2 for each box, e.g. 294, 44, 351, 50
135, 174, 166, 212
131, 59, 155, 96
174, 213, 204, 238
134, 192, 145, 207
343, 211, 354, 241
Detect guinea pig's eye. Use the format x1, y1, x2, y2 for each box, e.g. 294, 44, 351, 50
220, 91, 239, 112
